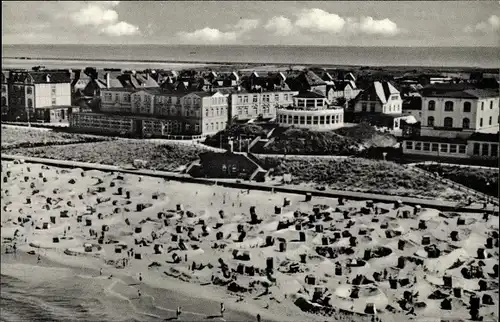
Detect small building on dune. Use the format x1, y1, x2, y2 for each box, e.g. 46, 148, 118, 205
187, 149, 268, 182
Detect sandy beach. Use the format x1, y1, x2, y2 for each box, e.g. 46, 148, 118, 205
1, 159, 498, 322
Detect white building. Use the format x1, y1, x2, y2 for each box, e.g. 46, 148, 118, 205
353, 81, 403, 115
420, 87, 499, 138
276, 91, 344, 131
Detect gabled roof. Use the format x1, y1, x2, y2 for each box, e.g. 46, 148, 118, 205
300, 70, 327, 86
422, 87, 499, 99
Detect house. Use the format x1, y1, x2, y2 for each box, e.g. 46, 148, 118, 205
327, 80, 361, 101
75, 88, 229, 137
420, 85, 499, 138
34, 106, 80, 123
285, 70, 327, 94
224, 87, 297, 122
353, 81, 402, 115
402, 85, 499, 162
276, 90, 344, 131
6, 69, 72, 121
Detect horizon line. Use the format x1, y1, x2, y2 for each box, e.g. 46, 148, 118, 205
2, 44, 498, 48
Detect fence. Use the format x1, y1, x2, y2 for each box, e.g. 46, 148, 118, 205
409, 165, 499, 206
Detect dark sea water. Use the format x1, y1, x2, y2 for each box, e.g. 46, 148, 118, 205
0, 274, 141, 322
2, 44, 498, 68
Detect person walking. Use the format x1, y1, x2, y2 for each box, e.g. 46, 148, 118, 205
176, 306, 182, 319
256, 313, 261, 322
100, 268, 103, 276
220, 302, 225, 317
139, 272, 142, 282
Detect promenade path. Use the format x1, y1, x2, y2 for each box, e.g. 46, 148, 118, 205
407, 161, 499, 170
2, 154, 498, 214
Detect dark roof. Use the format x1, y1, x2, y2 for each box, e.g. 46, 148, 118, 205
300, 70, 327, 86
9, 70, 71, 84
421, 83, 499, 98
468, 132, 499, 142
294, 91, 325, 99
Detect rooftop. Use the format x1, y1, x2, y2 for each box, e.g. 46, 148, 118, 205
468, 132, 499, 142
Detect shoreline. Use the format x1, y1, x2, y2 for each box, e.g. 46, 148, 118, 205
2, 56, 496, 70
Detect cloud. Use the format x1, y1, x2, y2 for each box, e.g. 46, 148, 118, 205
69, 1, 140, 36
295, 8, 345, 33
178, 18, 258, 44
271, 8, 400, 37
71, 4, 118, 27
101, 22, 140, 36
464, 15, 500, 33
265, 16, 294, 36
348, 16, 400, 36
178, 27, 237, 43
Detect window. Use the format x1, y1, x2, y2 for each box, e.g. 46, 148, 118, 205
405, 141, 413, 149
415, 142, 422, 150
325, 116, 330, 124
361, 102, 367, 112
481, 102, 484, 110
440, 144, 448, 153
284, 94, 288, 101
51, 85, 56, 95
104, 93, 112, 101
459, 145, 466, 154
243, 96, 248, 103
489, 116, 492, 125
444, 101, 454, 112
26, 87, 32, 95
450, 144, 457, 153
463, 102, 471, 112
27, 98, 33, 108
480, 118, 483, 127
1, 97, 6, 107
51, 97, 56, 105
123, 94, 130, 102
491, 144, 498, 157
299, 116, 305, 124
431, 143, 438, 152
238, 96, 242, 104
370, 103, 376, 112
462, 118, 470, 129
428, 100, 435, 111
313, 116, 319, 125
1, 85, 6, 93
473, 143, 480, 155
275, 94, 279, 101
293, 116, 299, 124
253, 95, 258, 103
61, 109, 65, 120
427, 116, 434, 126
490, 101, 493, 109
319, 116, 325, 124
306, 116, 312, 124
443, 117, 453, 128
482, 144, 489, 156
423, 143, 430, 151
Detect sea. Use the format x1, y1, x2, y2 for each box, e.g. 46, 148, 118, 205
2, 44, 499, 69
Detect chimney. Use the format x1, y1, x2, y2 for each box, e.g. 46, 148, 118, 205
106, 73, 110, 88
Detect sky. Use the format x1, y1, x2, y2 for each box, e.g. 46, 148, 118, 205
2, 1, 499, 47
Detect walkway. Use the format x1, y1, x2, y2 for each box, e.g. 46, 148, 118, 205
2, 154, 498, 214
407, 161, 499, 170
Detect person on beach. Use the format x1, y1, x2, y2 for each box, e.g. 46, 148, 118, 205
256, 313, 261, 322
37, 254, 41, 263
138, 290, 141, 298
139, 273, 142, 282
176, 306, 182, 319
100, 268, 103, 276
220, 303, 225, 317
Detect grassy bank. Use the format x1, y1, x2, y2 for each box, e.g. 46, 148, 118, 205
5, 140, 210, 172
258, 157, 468, 201
1, 125, 114, 149
416, 164, 499, 198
